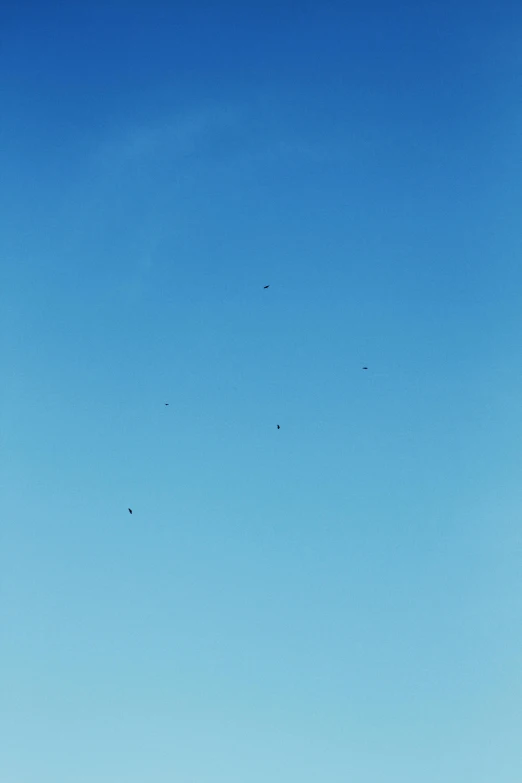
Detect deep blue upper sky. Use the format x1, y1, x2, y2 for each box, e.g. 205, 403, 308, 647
2, 2, 522, 782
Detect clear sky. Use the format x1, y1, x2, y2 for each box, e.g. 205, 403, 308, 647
1, 2, 522, 781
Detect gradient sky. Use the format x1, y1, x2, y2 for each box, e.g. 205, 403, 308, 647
2, 2, 522, 781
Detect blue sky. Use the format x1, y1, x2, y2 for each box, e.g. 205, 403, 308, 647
1, 2, 522, 781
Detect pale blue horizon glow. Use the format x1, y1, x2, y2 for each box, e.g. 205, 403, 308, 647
1, 3, 522, 782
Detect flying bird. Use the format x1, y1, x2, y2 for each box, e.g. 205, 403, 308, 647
128, 508, 133, 514
362, 366, 368, 370
165, 403, 169, 406
277, 424, 280, 429
263, 285, 270, 289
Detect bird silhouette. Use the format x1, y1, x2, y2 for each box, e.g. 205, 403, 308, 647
362, 366, 368, 370
263, 285, 270, 289
128, 508, 133, 514
277, 424, 280, 429
165, 403, 169, 406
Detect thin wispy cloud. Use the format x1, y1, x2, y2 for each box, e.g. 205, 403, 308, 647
93, 102, 244, 171
92, 97, 350, 181
124, 104, 242, 159
82, 98, 349, 303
